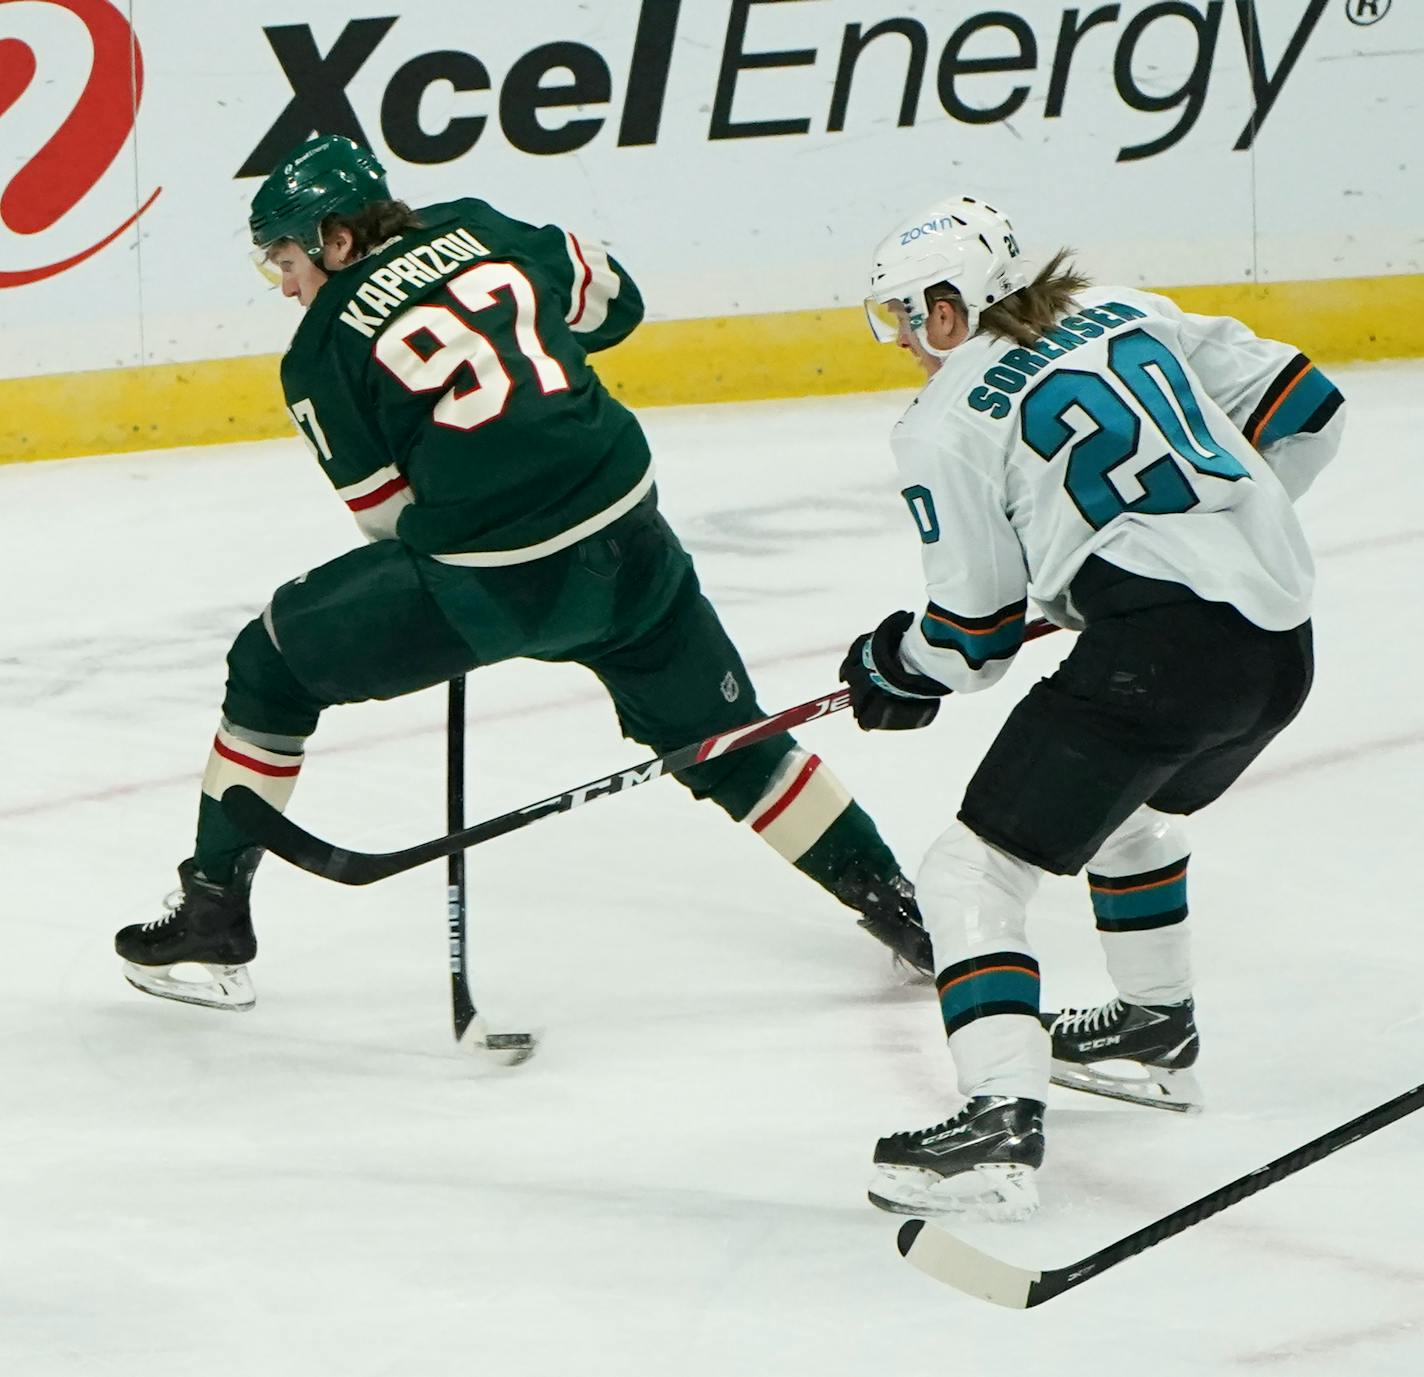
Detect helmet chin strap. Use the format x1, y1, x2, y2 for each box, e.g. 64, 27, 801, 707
914, 299, 980, 358
310, 224, 366, 274
914, 326, 954, 360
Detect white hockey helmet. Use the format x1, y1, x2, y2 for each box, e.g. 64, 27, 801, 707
865, 196, 1030, 352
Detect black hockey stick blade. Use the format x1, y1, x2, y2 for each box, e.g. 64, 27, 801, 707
461, 1022, 539, 1066
223, 784, 468, 883
896, 1079, 1424, 1307
223, 618, 1062, 885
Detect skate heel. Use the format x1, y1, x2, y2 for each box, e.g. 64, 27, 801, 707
1147, 1065, 1203, 1113
953, 1163, 1039, 1222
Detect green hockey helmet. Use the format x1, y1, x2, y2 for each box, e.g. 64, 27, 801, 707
249, 134, 390, 262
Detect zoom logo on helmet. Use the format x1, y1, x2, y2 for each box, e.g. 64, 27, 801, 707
0, 0, 162, 288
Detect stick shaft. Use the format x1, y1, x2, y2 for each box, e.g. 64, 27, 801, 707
447, 677, 478, 1040
1039, 1079, 1424, 1301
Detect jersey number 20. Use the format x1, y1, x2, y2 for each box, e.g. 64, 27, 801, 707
1021, 329, 1249, 529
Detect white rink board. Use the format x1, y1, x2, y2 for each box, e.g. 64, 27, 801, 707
1, 362, 1422, 1375
0, 0, 1420, 377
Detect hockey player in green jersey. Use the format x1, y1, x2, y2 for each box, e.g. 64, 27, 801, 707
114, 134, 929, 1012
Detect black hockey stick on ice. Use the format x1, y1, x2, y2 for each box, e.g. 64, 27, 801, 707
898, 1080, 1424, 1308
445, 678, 536, 1063
223, 618, 1061, 886
446, 677, 477, 1041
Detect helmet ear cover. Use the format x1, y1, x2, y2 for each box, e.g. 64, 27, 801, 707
249, 134, 391, 262
864, 281, 964, 360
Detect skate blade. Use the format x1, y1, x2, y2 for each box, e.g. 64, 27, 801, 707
1050, 1058, 1202, 1113
869, 1162, 1039, 1223
122, 961, 255, 1012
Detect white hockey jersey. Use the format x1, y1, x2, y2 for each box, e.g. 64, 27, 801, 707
891, 286, 1345, 695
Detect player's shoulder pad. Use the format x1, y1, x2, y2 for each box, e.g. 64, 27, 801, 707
1088, 283, 1179, 320
421, 196, 540, 245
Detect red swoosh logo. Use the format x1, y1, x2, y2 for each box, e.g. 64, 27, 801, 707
0, 0, 162, 288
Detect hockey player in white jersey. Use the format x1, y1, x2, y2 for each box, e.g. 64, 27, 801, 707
839, 196, 1344, 1220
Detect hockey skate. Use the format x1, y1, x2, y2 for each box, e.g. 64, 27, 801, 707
115, 852, 260, 1012
833, 864, 933, 976
870, 1096, 1044, 1221
1040, 998, 1202, 1112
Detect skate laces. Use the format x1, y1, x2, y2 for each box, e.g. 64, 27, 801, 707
141, 887, 184, 933
1051, 998, 1124, 1036
893, 1101, 981, 1141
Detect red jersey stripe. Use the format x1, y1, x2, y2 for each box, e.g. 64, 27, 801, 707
345, 475, 410, 512
567, 234, 592, 327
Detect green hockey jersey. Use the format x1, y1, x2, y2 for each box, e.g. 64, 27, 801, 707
279, 198, 651, 563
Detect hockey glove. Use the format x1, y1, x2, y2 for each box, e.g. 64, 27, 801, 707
839, 610, 949, 732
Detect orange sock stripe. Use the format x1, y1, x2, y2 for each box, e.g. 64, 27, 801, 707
937, 962, 1039, 996
1089, 866, 1187, 897
1247, 362, 1313, 447
924, 607, 1023, 635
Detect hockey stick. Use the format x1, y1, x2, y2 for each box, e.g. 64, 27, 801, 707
897, 1080, 1424, 1307
446, 676, 477, 1040
446, 677, 536, 1065
222, 617, 1061, 885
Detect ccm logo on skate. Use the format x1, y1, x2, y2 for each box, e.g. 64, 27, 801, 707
0, 0, 162, 288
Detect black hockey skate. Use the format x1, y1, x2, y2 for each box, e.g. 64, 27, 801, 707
1040, 997, 1202, 1113
115, 851, 260, 1012
870, 1096, 1045, 1221
832, 864, 933, 976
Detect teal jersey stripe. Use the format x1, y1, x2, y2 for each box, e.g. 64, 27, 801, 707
1091, 874, 1187, 923
921, 611, 1025, 665
1257, 366, 1341, 447
940, 967, 1040, 1025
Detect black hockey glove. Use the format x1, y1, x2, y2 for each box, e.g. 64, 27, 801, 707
839, 610, 949, 732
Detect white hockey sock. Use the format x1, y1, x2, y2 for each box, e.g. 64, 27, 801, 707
1086, 806, 1193, 1006
1099, 927, 1193, 1006
919, 819, 1050, 1101
946, 1014, 1051, 1101
743, 748, 851, 862
200, 718, 305, 812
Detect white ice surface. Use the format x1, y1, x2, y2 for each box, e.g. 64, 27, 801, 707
2, 364, 1422, 1375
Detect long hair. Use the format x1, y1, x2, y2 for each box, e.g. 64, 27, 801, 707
322, 199, 422, 258
978, 250, 1093, 346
